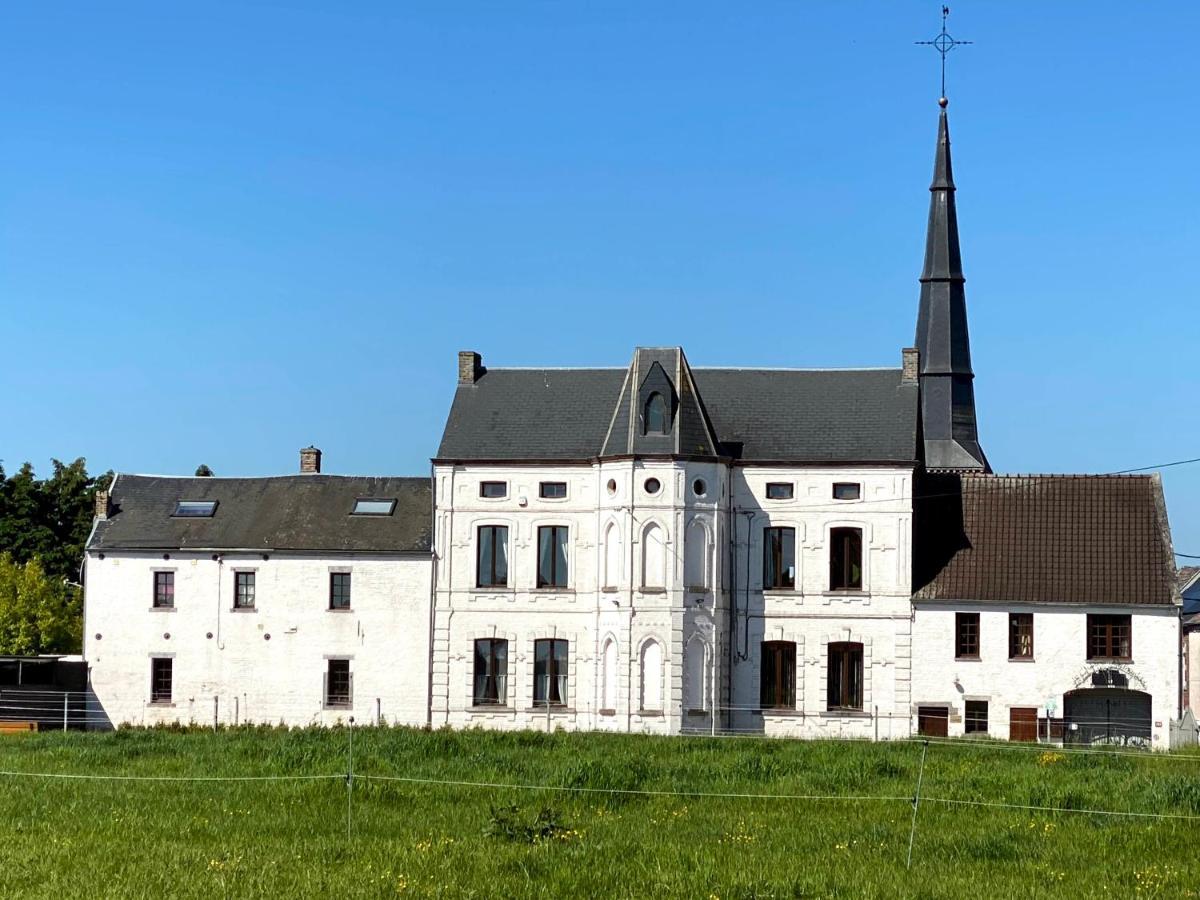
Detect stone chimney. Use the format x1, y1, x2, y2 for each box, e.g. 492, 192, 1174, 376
901, 347, 920, 384
458, 350, 483, 385
300, 446, 322, 474
94, 490, 109, 520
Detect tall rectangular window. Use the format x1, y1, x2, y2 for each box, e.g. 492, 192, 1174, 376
153, 571, 174, 609
473, 639, 509, 706
325, 659, 352, 709
1087, 614, 1132, 661
537, 526, 569, 588
539, 482, 567, 499
759, 641, 796, 709
234, 571, 255, 609
829, 527, 862, 591
827, 642, 863, 711
329, 573, 352, 610
762, 527, 796, 589
477, 525, 509, 588
1008, 613, 1033, 659
150, 658, 173, 704
955, 612, 980, 659
965, 700, 989, 734
533, 639, 568, 707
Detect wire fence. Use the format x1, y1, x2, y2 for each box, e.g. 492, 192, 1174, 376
0, 724, 1198, 875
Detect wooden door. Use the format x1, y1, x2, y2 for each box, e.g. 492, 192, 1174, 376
1009, 706, 1038, 742
917, 706, 948, 737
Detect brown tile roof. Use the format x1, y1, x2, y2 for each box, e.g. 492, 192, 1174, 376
914, 473, 1179, 606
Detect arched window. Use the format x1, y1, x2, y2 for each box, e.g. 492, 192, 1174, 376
640, 639, 663, 712
603, 521, 621, 590
602, 638, 618, 712
642, 522, 667, 589
644, 392, 668, 435
685, 637, 708, 712
684, 519, 710, 590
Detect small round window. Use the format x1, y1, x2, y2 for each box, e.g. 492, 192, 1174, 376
693, 478, 707, 497
606, 479, 618, 496
644, 477, 662, 495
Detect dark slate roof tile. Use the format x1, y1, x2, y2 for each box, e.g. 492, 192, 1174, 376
89, 474, 431, 553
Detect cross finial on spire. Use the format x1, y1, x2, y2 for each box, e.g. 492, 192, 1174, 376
915, 6, 972, 104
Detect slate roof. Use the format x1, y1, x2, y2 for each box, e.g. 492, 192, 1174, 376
1179, 566, 1200, 620
914, 474, 1179, 606
88, 474, 432, 554
436, 357, 919, 464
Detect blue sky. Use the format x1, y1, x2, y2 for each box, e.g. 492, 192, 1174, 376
2, 2, 1198, 554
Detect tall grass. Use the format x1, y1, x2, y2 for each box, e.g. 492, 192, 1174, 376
0, 727, 1196, 898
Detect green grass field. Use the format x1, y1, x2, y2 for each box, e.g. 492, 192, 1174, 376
0, 727, 1197, 898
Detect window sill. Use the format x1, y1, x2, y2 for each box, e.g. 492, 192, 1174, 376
469, 704, 512, 713
823, 590, 867, 598
763, 588, 799, 596
1088, 658, 1134, 664
599, 708, 616, 716
759, 708, 801, 716
531, 588, 574, 595
1008, 656, 1036, 663
600, 587, 619, 594
640, 587, 667, 595
955, 655, 980, 662
323, 704, 353, 711
821, 709, 869, 718
473, 586, 512, 593
148, 701, 175, 708
524, 707, 574, 714
149, 606, 176, 612
686, 708, 710, 716
327, 607, 353, 613
636, 709, 664, 717
230, 607, 257, 613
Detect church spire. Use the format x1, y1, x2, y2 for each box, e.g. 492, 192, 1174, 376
914, 101, 988, 472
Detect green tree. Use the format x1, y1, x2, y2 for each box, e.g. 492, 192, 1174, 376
0, 555, 82, 655
194, 464, 214, 477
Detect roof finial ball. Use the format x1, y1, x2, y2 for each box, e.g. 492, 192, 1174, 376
938, 96, 949, 109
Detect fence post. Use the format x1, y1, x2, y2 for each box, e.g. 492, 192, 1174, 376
346, 716, 355, 841
906, 739, 929, 870
213, 695, 219, 730
63, 693, 69, 732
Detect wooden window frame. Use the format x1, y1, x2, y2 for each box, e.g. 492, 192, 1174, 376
536, 525, 569, 589
644, 392, 668, 435
826, 642, 864, 711
955, 612, 980, 660
538, 481, 567, 500
533, 638, 568, 707
1008, 612, 1033, 660
762, 527, 796, 590
1087, 614, 1132, 662
329, 572, 352, 610
473, 638, 509, 706
476, 525, 509, 588
832, 482, 861, 501
964, 699, 988, 734
325, 659, 352, 709
150, 657, 173, 704
233, 571, 256, 610
479, 481, 507, 499
829, 527, 863, 591
759, 641, 796, 710
765, 482, 794, 500
153, 571, 174, 609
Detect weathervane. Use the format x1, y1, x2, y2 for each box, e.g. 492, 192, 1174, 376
915, 6, 972, 106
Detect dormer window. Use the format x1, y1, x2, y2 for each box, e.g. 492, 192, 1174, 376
351, 498, 396, 516
644, 392, 668, 435
173, 500, 217, 517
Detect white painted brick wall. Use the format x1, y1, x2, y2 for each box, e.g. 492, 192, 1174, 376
84, 551, 431, 728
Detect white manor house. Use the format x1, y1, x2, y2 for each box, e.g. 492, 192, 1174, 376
83, 105, 1185, 748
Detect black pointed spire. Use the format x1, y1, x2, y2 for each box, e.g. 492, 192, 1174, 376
914, 102, 988, 472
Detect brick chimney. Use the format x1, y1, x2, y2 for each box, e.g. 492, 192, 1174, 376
299, 446, 322, 474
458, 350, 483, 385
94, 490, 109, 520
901, 347, 919, 384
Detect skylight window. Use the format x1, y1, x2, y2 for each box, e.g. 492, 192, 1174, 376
174, 500, 217, 518
352, 499, 396, 516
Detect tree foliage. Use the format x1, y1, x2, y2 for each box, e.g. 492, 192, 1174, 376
194, 464, 214, 477
0, 554, 82, 654
0, 458, 111, 582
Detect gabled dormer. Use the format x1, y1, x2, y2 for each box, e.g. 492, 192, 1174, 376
601, 347, 720, 459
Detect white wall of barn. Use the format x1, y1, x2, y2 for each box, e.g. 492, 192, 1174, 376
912, 603, 1180, 749
83, 551, 432, 728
